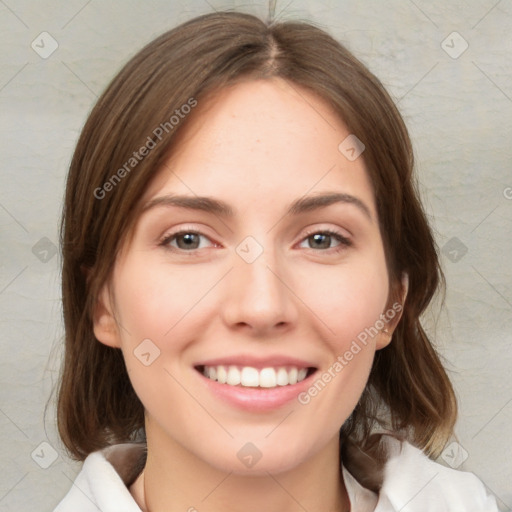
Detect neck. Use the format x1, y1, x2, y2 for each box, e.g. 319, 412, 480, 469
130, 422, 350, 512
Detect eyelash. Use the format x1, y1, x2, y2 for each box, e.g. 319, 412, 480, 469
158, 227, 352, 255
300, 228, 352, 252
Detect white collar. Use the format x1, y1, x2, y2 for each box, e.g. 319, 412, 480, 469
54, 436, 498, 511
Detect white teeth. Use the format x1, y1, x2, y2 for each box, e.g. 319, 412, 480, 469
259, 367, 277, 388
201, 365, 311, 388
227, 366, 241, 386
217, 365, 227, 384
241, 367, 259, 387
276, 368, 289, 386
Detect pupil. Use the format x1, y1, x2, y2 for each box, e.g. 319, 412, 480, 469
179, 233, 199, 249
312, 233, 329, 249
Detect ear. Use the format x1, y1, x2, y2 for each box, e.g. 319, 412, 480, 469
92, 284, 121, 348
376, 272, 409, 350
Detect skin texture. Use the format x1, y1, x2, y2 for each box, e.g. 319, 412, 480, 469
94, 78, 402, 512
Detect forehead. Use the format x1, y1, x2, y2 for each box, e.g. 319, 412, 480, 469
142, 78, 376, 217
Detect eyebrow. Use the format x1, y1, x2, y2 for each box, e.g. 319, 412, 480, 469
142, 192, 373, 221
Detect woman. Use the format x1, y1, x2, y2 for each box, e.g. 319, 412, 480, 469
54, 10, 498, 511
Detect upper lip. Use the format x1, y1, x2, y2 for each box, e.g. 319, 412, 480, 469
194, 355, 317, 370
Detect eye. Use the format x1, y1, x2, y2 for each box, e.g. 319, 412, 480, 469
298, 229, 352, 252
159, 230, 216, 251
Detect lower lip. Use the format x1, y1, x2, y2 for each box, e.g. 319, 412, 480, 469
196, 369, 316, 412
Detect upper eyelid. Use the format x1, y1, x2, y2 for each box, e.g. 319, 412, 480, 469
298, 229, 352, 248
160, 227, 216, 244
301, 225, 351, 239
161, 226, 351, 249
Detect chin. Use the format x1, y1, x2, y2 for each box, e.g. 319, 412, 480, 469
199, 435, 323, 476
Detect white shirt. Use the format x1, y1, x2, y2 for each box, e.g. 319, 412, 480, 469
54, 435, 498, 511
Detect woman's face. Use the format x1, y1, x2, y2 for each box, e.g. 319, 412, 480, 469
95, 78, 395, 474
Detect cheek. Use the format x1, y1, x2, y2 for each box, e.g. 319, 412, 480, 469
295, 258, 388, 427
113, 258, 216, 342
111, 260, 210, 409
297, 253, 390, 348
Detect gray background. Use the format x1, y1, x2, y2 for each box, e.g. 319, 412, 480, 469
0, 0, 511, 510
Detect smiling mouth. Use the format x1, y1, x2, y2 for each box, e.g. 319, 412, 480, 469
195, 365, 317, 388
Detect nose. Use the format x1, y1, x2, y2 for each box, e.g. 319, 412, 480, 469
220, 248, 299, 337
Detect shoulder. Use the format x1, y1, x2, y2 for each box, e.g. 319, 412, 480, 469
346, 434, 499, 511
53, 443, 145, 512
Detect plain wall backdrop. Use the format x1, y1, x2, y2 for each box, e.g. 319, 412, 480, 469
0, 0, 511, 510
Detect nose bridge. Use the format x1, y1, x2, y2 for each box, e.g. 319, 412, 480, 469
221, 238, 298, 332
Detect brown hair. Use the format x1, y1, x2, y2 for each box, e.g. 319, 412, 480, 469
56, 10, 456, 464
